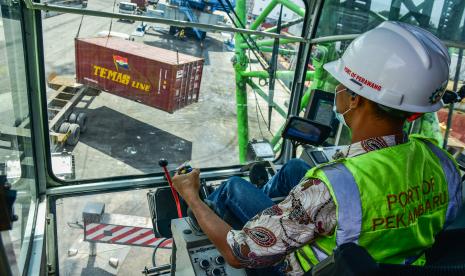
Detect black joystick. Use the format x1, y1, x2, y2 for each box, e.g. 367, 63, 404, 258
249, 162, 269, 188
157, 160, 207, 233
158, 158, 168, 167
176, 162, 193, 175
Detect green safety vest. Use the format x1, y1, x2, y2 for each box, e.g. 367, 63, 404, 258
295, 135, 462, 273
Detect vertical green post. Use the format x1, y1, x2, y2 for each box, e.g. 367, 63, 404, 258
234, 0, 248, 163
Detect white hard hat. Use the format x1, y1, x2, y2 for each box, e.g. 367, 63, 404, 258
324, 21, 450, 113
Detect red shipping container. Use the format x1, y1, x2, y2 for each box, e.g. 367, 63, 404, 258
131, 0, 147, 9
75, 37, 204, 113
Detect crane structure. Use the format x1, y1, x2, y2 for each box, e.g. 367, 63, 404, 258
232, 0, 465, 163
148, 0, 235, 40
231, 0, 307, 162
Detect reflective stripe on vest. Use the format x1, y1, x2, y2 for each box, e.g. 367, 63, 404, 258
295, 244, 329, 271
321, 163, 362, 246
423, 141, 462, 226
296, 247, 319, 272
312, 244, 329, 261
295, 163, 362, 271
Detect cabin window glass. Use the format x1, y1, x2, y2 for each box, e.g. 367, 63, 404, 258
317, 0, 465, 42
0, 3, 38, 274
41, 0, 306, 182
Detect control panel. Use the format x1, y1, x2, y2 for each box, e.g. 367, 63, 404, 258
189, 245, 233, 275
171, 218, 246, 276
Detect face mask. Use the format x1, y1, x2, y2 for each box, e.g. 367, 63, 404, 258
333, 87, 352, 126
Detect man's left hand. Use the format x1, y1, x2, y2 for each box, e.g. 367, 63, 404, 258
172, 168, 201, 204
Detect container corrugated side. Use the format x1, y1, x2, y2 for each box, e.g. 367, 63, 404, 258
75, 37, 204, 113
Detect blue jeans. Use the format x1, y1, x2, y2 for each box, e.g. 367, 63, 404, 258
207, 159, 311, 228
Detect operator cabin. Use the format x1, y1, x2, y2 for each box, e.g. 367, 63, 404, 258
172, 21, 462, 276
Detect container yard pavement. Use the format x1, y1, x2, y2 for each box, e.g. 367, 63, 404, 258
43, 0, 291, 275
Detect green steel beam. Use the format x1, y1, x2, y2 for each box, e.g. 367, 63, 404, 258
238, 0, 305, 160
240, 38, 300, 48
234, 0, 249, 164
300, 45, 334, 110
271, 125, 284, 147
241, 70, 313, 81
250, 0, 279, 31
243, 0, 305, 155
259, 17, 304, 35
270, 47, 329, 151
273, 137, 283, 152
300, 86, 313, 110
246, 79, 287, 118
278, 0, 305, 17
249, 0, 304, 31
251, 17, 304, 42
258, 46, 296, 55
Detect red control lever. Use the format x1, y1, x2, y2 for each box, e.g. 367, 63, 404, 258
159, 159, 183, 218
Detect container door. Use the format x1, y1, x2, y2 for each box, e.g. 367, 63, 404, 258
157, 67, 172, 112
193, 61, 203, 102
179, 64, 189, 108
187, 62, 195, 104
174, 66, 181, 111
174, 67, 183, 111
185, 63, 192, 105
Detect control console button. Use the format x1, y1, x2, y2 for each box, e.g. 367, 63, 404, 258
199, 259, 210, 269
212, 268, 222, 275
215, 256, 225, 265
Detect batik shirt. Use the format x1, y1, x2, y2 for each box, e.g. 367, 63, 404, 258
226, 135, 405, 275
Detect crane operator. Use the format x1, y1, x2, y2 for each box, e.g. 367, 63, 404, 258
172, 21, 463, 275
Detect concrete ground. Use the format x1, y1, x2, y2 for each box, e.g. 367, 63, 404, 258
40, 0, 294, 275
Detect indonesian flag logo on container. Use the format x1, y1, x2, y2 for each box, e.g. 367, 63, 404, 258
113, 55, 129, 70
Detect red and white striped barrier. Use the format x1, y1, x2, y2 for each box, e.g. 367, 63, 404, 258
82, 202, 173, 251
84, 223, 172, 248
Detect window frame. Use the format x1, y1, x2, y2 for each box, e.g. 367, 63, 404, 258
19, 0, 316, 188
0, 0, 47, 274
